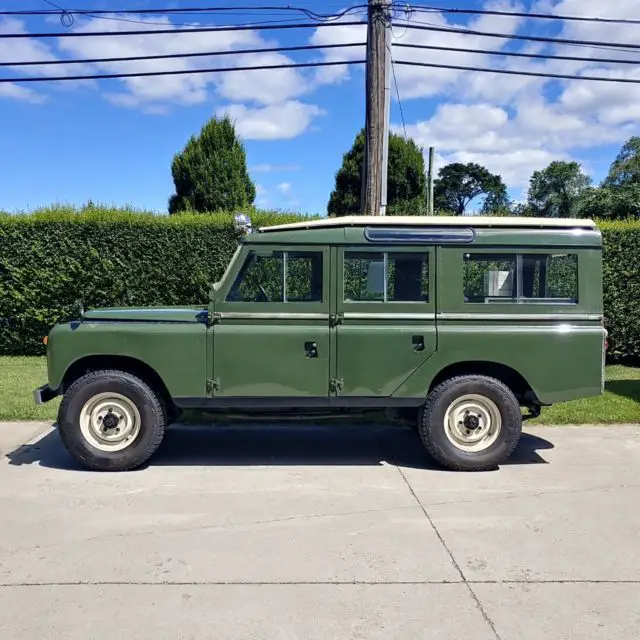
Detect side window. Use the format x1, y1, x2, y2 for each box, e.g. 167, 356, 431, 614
227, 251, 323, 303
463, 253, 578, 303
463, 254, 517, 302
522, 254, 578, 302
344, 252, 429, 302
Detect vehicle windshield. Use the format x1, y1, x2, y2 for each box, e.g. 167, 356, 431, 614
212, 245, 242, 292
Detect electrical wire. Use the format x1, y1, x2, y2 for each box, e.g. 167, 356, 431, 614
0, 59, 365, 83
394, 42, 640, 67
0, 4, 367, 20
390, 57, 407, 138
402, 4, 640, 26
0, 20, 365, 38
0, 42, 365, 67
392, 20, 640, 52
394, 59, 640, 83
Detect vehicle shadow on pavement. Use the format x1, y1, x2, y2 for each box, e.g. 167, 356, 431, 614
5, 423, 554, 472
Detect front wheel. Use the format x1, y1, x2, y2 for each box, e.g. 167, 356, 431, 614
419, 375, 522, 471
57, 370, 166, 471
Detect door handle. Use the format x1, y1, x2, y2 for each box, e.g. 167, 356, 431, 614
412, 335, 425, 352
304, 341, 318, 358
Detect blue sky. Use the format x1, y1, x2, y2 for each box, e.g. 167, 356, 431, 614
1, 0, 639, 215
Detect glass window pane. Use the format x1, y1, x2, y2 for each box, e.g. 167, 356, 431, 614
227, 252, 284, 302
344, 252, 385, 302
387, 253, 429, 302
464, 253, 578, 304
522, 254, 578, 302
227, 251, 323, 303
344, 252, 429, 302
464, 254, 517, 303
286, 252, 323, 302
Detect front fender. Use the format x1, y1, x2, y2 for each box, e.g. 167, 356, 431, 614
47, 321, 207, 398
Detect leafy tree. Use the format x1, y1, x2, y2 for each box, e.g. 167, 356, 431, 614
603, 137, 640, 188
169, 115, 256, 214
327, 129, 426, 216
433, 162, 508, 215
573, 185, 640, 221
527, 161, 592, 217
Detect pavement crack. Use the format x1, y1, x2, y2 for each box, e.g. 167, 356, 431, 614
393, 463, 504, 640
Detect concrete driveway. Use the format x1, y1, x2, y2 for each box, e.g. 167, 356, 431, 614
1, 421, 639, 640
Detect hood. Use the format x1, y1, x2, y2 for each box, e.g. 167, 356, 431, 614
82, 306, 207, 323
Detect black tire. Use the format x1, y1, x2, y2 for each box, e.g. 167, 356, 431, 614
57, 369, 166, 472
419, 375, 522, 472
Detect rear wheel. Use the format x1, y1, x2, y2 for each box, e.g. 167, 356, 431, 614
419, 375, 522, 471
57, 370, 166, 471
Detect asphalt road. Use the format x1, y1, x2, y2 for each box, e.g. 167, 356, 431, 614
1, 421, 639, 640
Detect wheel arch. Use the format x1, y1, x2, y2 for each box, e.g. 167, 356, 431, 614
428, 361, 540, 406
59, 354, 174, 412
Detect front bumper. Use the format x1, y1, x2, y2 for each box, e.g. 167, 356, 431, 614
33, 385, 58, 405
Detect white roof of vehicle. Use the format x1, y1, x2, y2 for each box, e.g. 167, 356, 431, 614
259, 215, 597, 232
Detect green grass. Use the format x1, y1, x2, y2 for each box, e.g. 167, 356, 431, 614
0, 357, 638, 425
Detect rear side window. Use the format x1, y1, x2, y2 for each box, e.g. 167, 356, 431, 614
344, 252, 429, 302
463, 253, 578, 303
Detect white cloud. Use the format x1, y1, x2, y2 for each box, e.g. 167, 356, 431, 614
251, 163, 301, 173
0, 82, 46, 104
218, 101, 324, 140
276, 182, 292, 194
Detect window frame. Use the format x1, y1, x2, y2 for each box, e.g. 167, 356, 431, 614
215, 245, 330, 313
462, 250, 579, 306
337, 245, 435, 313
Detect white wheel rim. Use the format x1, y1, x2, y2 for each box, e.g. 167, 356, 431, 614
79, 392, 141, 453
444, 394, 502, 453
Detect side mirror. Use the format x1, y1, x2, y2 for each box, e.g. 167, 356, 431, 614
233, 212, 253, 235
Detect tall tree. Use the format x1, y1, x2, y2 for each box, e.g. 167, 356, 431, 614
433, 162, 508, 215
169, 115, 256, 214
527, 160, 592, 218
327, 129, 427, 216
603, 136, 640, 188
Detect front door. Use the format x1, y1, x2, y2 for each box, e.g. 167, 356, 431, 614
212, 245, 330, 398
334, 246, 437, 397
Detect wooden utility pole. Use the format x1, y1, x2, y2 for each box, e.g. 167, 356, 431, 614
361, 0, 392, 216
427, 146, 435, 215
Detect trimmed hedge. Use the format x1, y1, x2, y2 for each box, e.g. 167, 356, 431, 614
600, 220, 640, 362
1, 208, 638, 362
0, 207, 312, 355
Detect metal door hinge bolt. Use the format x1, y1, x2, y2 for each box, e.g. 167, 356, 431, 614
330, 378, 344, 394
329, 313, 344, 327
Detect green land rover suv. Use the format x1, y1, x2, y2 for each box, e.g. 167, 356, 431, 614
34, 215, 606, 472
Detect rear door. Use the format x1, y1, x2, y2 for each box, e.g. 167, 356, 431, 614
333, 245, 437, 397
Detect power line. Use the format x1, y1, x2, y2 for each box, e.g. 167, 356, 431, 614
0, 4, 367, 20
393, 20, 640, 51
394, 59, 640, 83
0, 59, 365, 83
390, 57, 407, 138
0, 20, 365, 39
403, 4, 640, 26
394, 42, 640, 67
0, 42, 365, 68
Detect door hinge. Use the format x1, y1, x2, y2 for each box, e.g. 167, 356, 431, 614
329, 312, 344, 327
206, 378, 220, 395
329, 377, 344, 394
